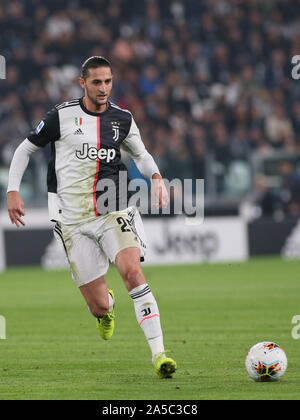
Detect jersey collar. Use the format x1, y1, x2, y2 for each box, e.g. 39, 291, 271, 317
79, 97, 111, 117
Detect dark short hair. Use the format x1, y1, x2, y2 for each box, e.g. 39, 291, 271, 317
80, 56, 112, 79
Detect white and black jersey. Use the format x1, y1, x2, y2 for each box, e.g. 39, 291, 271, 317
25, 97, 159, 224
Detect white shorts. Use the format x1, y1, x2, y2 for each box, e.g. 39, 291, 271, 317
53, 206, 147, 287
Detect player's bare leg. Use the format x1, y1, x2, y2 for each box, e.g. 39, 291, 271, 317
79, 275, 109, 317
115, 247, 146, 290
115, 247, 177, 378
79, 275, 115, 340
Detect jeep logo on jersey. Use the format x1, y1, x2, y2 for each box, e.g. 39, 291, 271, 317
111, 121, 120, 141
75, 143, 116, 162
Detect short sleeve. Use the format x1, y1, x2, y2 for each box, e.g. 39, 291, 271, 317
27, 106, 60, 147
121, 116, 146, 157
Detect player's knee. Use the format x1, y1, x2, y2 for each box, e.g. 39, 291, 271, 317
89, 301, 109, 318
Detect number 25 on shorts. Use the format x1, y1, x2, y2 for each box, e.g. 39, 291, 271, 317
117, 216, 131, 233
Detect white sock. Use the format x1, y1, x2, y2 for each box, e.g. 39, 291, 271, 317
129, 284, 165, 363
108, 291, 114, 312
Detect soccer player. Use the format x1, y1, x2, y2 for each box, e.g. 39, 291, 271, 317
7, 56, 177, 379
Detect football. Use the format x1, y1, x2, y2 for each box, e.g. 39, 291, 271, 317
245, 342, 288, 382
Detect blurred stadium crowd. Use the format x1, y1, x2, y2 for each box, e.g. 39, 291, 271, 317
0, 0, 299, 216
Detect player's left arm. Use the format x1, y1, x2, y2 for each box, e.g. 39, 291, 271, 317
121, 117, 169, 209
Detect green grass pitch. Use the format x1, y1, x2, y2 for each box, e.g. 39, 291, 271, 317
0, 257, 300, 400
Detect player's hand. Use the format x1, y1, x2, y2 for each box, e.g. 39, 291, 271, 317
151, 174, 169, 209
7, 191, 26, 227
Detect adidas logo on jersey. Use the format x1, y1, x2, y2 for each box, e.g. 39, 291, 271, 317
75, 143, 116, 163
74, 128, 84, 135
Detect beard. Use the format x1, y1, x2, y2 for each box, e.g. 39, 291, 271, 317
86, 88, 108, 107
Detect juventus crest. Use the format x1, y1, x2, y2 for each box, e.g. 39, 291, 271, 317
111, 121, 120, 141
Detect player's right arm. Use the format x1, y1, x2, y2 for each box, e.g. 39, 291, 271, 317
7, 192, 26, 227
7, 140, 41, 226
7, 107, 60, 227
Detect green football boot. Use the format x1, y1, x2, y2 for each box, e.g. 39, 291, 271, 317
96, 289, 115, 340
154, 352, 177, 379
